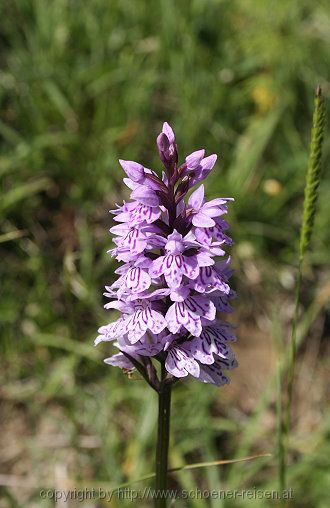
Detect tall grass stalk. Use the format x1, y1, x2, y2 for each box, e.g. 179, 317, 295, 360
278, 86, 325, 493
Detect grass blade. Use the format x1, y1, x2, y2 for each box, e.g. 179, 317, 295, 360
279, 86, 325, 493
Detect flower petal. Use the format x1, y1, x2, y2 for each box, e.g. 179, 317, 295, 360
201, 206, 222, 218
198, 361, 230, 386
131, 186, 160, 207
182, 255, 200, 280
164, 260, 183, 289
192, 212, 216, 227
188, 184, 205, 210
185, 149, 205, 169
162, 122, 175, 144
165, 349, 189, 377
126, 267, 151, 293
165, 303, 182, 334
186, 296, 216, 321
165, 346, 200, 378
147, 309, 167, 335
200, 154, 217, 173
149, 256, 166, 278
119, 160, 145, 182
104, 353, 134, 369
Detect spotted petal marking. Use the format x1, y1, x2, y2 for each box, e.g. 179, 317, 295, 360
124, 228, 148, 255
195, 222, 232, 244
165, 302, 199, 336
182, 256, 199, 279
185, 295, 216, 321
150, 254, 199, 289
130, 203, 161, 225
165, 346, 200, 378
125, 267, 151, 293
192, 266, 230, 294
94, 320, 124, 346
125, 305, 167, 344
149, 256, 166, 278
118, 334, 165, 357
165, 296, 216, 337
198, 361, 230, 386
201, 322, 236, 342
190, 324, 235, 365
211, 292, 235, 313
163, 254, 183, 288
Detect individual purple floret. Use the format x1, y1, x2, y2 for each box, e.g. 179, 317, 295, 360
95, 123, 236, 388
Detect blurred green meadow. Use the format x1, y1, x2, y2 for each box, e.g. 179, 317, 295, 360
1, 0, 329, 506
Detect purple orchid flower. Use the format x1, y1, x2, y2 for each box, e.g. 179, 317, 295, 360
96, 122, 237, 387
104, 297, 168, 344
188, 184, 232, 227
149, 230, 202, 288
113, 201, 161, 226
157, 122, 178, 169
165, 289, 216, 337
181, 153, 218, 189
165, 342, 200, 378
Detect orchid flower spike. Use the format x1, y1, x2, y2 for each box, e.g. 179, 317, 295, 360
96, 123, 236, 387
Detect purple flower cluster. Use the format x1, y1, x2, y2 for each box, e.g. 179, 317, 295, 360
95, 123, 237, 387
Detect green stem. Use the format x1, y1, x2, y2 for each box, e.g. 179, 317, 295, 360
279, 261, 303, 498
155, 362, 172, 508
286, 261, 302, 424
277, 355, 285, 495
278, 86, 325, 497
278, 264, 302, 499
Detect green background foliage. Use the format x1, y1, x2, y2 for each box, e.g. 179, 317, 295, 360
1, 1, 329, 506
